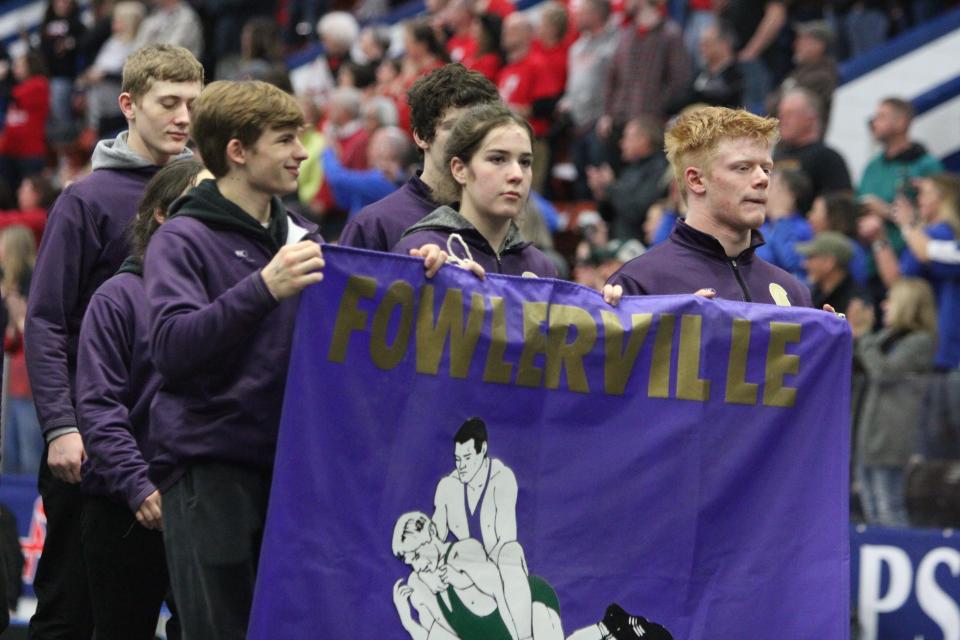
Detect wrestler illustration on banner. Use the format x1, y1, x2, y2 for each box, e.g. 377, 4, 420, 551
391, 418, 674, 640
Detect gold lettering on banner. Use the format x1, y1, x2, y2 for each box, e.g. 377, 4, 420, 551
600, 312, 652, 395
725, 318, 758, 405
482, 297, 513, 384
327, 275, 377, 363
648, 314, 675, 399
370, 280, 414, 370
516, 302, 549, 388
544, 305, 596, 393
416, 286, 485, 378
763, 322, 802, 407
677, 314, 710, 401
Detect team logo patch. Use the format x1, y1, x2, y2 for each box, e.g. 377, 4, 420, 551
769, 283, 791, 307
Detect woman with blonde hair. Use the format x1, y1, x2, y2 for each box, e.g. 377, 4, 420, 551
885, 172, 960, 370
1, 224, 43, 474
851, 277, 937, 527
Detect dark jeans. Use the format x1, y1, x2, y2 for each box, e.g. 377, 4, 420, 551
80, 495, 176, 640
163, 462, 272, 640
28, 450, 94, 640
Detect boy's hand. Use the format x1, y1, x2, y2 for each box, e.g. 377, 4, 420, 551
135, 490, 163, 530
602, 283, 623, 306
261, 241, 324, 300
48, 432, 85, 484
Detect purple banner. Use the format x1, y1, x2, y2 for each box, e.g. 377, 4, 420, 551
249, 245, 852, 639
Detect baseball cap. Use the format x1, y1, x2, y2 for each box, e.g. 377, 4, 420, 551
796, 231, 853, 265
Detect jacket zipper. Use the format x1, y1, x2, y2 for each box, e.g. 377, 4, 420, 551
729, 259, 752, 302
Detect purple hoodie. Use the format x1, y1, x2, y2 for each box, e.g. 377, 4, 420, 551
338, 173, 438, 251
144, 180, 321, 489
76, 262, 171, 511
392, 205, 558, 278
25, 133, 191, 441
607, 218, 813, 307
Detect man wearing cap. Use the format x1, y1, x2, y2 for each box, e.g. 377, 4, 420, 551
797, 231, 869, 313
768, 20, 838, 128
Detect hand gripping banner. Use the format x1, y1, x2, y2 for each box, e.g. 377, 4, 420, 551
249, 245, 852, 640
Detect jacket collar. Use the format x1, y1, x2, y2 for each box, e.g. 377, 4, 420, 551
670, 218, 766, 263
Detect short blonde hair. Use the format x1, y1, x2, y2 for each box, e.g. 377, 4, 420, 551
191, 80, 305, 177
665, 106, 780, 197
121, 44, 204, 103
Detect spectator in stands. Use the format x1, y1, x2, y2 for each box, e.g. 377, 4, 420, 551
773, 88, 852, 200
463, 13, 504, 81
341, 63, 500, 251
497, 12, 554, 191
558, 0, 618, 199
443, 0, 478, 64
586, 115, 669, 241
358, 26, 392, 69
879, 173, 960, 370
719, 0, 789, 114
292, 12, 360, 109
363, 96, 400, 132
323, 126, 414, 217
851, 277, 936, 527
597, 0, 690, 164
687, 20, 744, 108
325, 87, 371, 170
755, 168, 813, 281
133, 0, 203, 58
843, 0, 889, 57
1, 225, 43, 476
40, 0, 86, 143
858, 97, 944, 214
402, 18, 450, 83
393, 103, 558, 278
797, 231, 869, 313
0, 173, 57, 246
768, 20, 838, 127
683, 0, 715, 70
533, 1, 572, 95
0, 49, 50, 191
215, 17, 287, 83
76, 1, 145, 137
809, 192, 870, 285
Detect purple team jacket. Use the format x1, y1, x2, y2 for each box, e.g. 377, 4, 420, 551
392, 205, 558, 278
76, 265, 169, 511
607, 218, 813, 307
25, 164, 161, 438
144, 181, 321, 489
338, 173, 438, 251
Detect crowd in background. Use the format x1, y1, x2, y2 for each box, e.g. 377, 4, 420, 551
0, 0, 958, 531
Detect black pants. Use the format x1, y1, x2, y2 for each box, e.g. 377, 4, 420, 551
80, 494, 175, 640
28, 450, 94, 640
163, 462, 271, 640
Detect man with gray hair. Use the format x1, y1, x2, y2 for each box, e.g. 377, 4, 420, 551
323, 126, 414, 216
773, 87, 851, 201
557, 0, 618, 199
291, 11, 360, 108
326, 86, 370, 169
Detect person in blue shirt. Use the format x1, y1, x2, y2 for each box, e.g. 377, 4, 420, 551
756, 167, 813, 281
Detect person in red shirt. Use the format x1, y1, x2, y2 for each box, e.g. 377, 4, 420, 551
0, 174, 57, 246
0, 49, 50, 190
463, 14, 504, 82
532, 0, 575, 96
497, 12, 554, 190
443, 0, 478, 63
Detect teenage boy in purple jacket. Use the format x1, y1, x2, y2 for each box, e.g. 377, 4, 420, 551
143, 80, 447, 639
339, 63, 500, 251
607, 106, 814, 308
24, 44, 203, 639
76, 159, 207, 639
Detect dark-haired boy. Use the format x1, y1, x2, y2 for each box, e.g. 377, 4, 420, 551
24, 43, 203, 638
339, 63, 500, 250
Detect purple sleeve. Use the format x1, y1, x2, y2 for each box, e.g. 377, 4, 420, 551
338, 217, 371, 249
145, 227, 280, 380
77, 291, 155, 512
24, 191, 89, 436
606, 267, 647, 296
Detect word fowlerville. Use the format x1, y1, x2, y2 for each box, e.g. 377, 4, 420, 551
327, 275, 803, 407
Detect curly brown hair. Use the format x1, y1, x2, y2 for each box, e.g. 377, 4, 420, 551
407, 63, 500, 145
